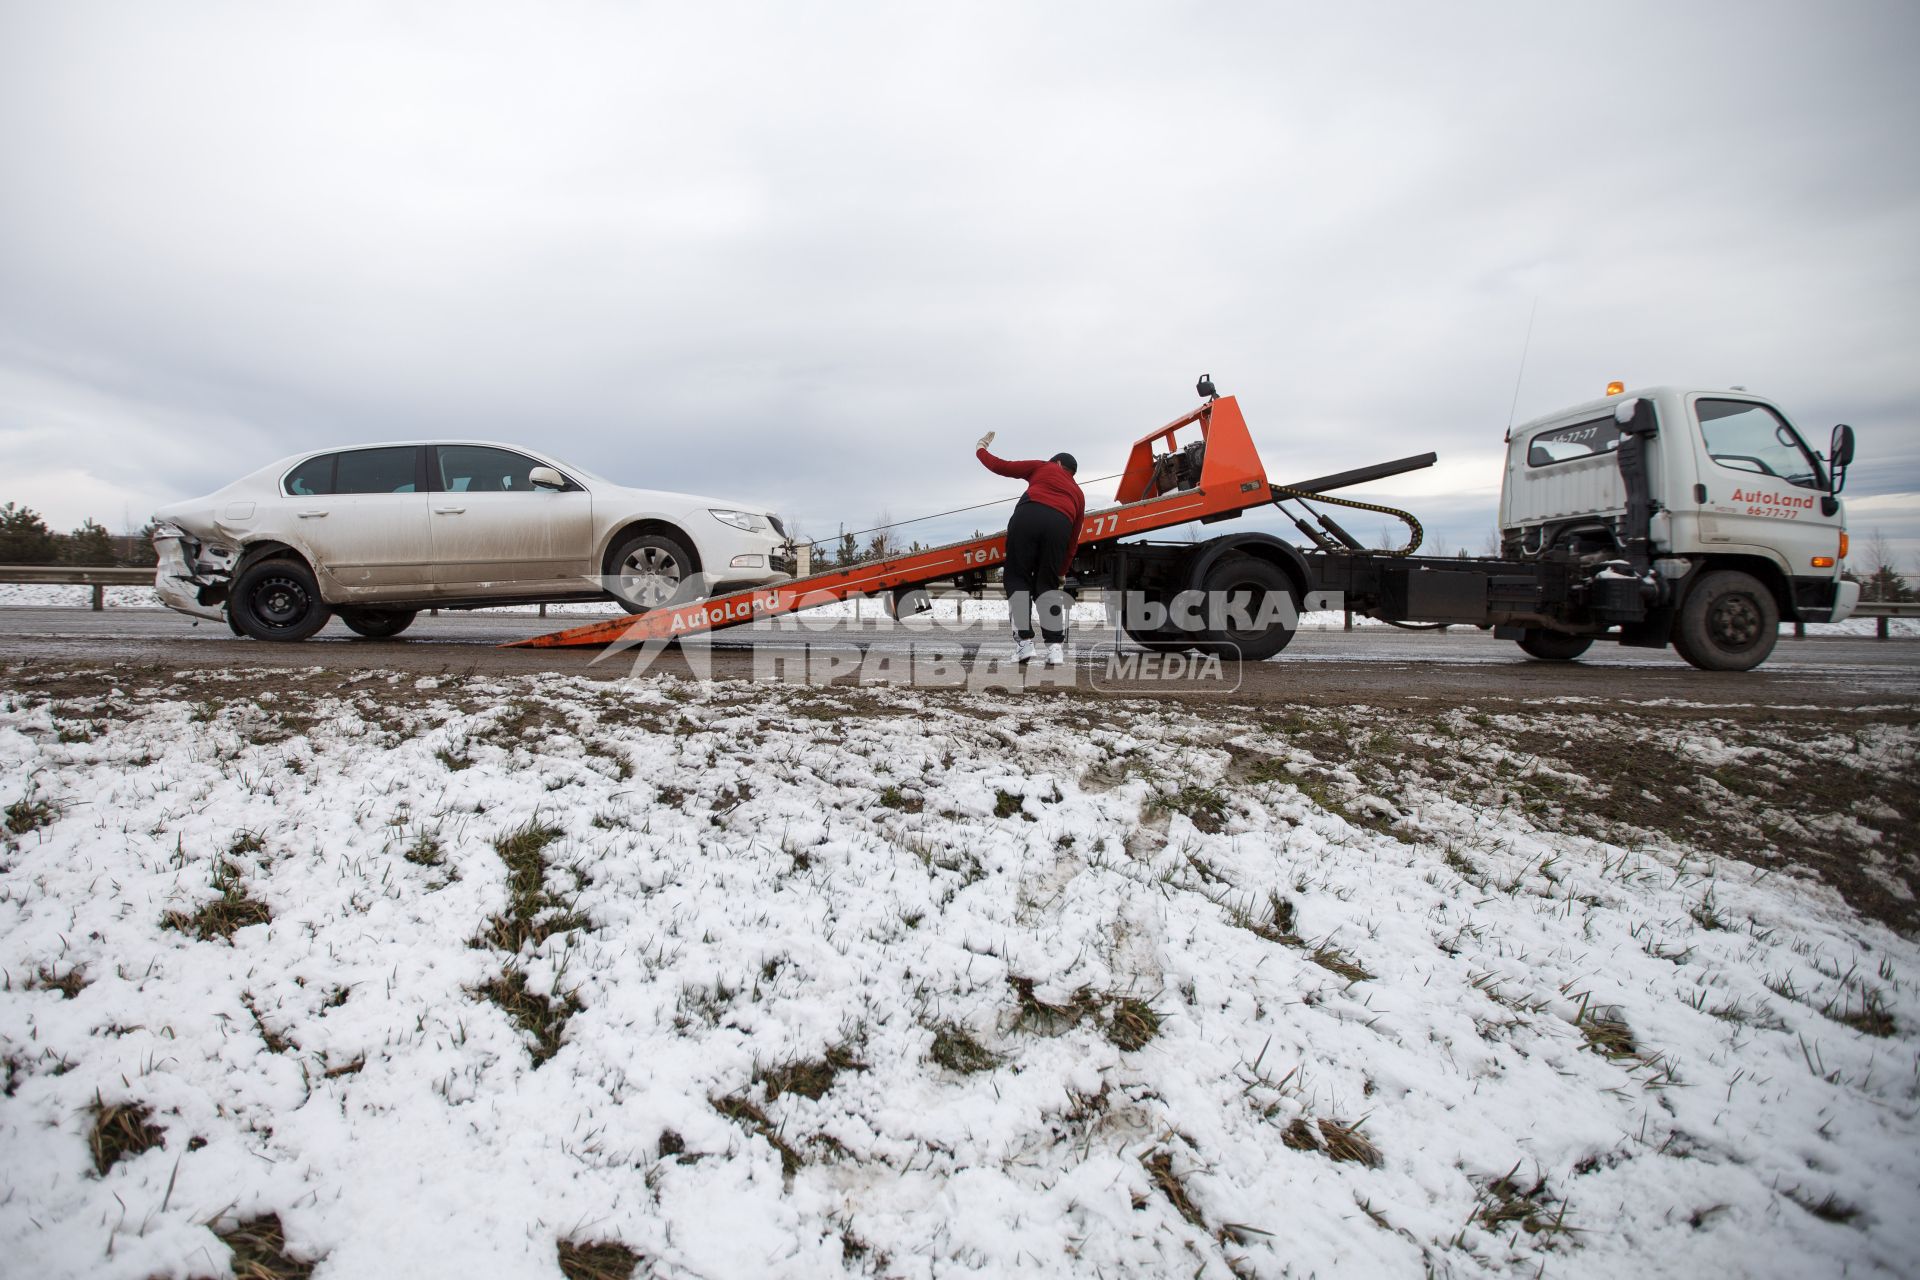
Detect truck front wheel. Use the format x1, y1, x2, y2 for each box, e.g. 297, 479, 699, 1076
1516, 630, 1593, 661
1673, 570, 1778, 672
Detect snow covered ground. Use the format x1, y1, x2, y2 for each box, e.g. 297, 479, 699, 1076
2, 667, 1917, 1279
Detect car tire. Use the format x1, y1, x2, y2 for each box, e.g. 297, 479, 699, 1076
339, 608, 418, 639
1673, 569, 1779, 672
608, 532, 698, 613
1516, 630, 1594, 661
229, 557, 331, 642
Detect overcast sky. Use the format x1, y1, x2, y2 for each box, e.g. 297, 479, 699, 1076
2, 1, 1916, 566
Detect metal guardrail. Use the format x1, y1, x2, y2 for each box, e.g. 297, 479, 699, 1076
0, 564, 154, 610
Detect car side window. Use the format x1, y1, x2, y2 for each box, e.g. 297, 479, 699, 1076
436, 445, 550, 493
284, 454, 337, 496
335, 447, 421, 494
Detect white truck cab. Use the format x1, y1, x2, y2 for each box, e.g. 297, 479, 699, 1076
1497, 385, 1858, 669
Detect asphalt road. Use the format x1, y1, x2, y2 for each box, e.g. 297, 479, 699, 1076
3, 605, 1915, 712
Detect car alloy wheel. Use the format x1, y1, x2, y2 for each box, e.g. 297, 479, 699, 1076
620, 544, 685, 608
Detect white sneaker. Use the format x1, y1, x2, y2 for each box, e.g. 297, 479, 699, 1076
1013, 638, 1036, 663
1045, 643, 1065, 667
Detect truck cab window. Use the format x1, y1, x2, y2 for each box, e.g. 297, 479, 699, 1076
1695, 399, 1824, 490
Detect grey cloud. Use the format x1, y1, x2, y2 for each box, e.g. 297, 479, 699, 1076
1, 0, 1915, 567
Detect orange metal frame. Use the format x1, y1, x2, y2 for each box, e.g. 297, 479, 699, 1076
508, 395, 1273, 648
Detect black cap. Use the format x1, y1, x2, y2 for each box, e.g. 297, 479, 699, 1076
1049, 452, 1078, 475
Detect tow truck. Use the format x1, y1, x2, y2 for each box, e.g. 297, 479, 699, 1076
512, 378, 1859, 672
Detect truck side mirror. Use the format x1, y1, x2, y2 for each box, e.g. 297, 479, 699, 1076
1828, 424, 1854, 494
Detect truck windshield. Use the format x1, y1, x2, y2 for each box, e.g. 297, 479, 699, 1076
1695, 399, 1825, 490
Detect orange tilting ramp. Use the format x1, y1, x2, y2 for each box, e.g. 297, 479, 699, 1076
506, 396, 1274, 649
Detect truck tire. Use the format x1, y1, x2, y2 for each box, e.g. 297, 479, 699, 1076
1516, 630, 1593, 661
339, 608, 418, 639
608, 532, 697, 613
229, 556, 331, 642
1673, 570, 1778, 672
1197, 554, 1299, 661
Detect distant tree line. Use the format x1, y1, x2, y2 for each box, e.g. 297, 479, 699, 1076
0, 503, 158, 567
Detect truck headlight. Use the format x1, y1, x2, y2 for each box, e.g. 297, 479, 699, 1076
710, 509, 773, 533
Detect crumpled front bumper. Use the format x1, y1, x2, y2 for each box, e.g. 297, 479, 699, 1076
153, 534, 230, 623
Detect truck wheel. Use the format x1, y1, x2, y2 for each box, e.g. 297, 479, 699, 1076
1198, 555, 1299, 661
1673, 570, 1778, 672
229, 557, 331, 642
1517, 630, 1593, 661
339, 608, 418, 639
608, 532, 697, 613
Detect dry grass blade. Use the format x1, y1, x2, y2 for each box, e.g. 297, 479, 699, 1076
713, 1094, 804, 1177
1318, 1118, 1382, 1167
1104, 998, 1162, 1051
929, 1023, 999, 1074
88, 1097, 164, 1175
1142, 1150, 1206, 1229
162, 861, 273, 942
759, 1044, 866, 1100
558, 1239, 645, 1280
217, 1213, 316, 1279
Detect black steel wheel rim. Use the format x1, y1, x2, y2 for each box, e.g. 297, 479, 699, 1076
251, 575, 310, 629
1708, 593, 1762, 651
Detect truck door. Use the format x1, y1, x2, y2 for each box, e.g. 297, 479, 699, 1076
1687, 396, 1837, 574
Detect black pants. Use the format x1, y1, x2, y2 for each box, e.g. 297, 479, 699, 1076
1003, 501, 1073, 643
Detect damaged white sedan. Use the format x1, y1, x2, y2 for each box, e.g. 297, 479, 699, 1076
152, 442, 794, 640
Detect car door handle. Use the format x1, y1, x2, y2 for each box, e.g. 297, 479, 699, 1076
296, 509, 329, 518
434, 506, 466, 515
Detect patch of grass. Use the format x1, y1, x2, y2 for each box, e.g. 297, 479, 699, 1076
1467, 1163, 1573, 1244
1008, 975, 1102, 1035
4, 787, 57, 836
1309, 944, 1372, 983
1156, 784, 1231, 834
1785, 1187, 1861, 1225
557, 1239, 644, 1280
229, 830, 267, 857
27, 965, 88, 999
477, 817, 586, 951
162, 861, 273, 942
1104, 998, 1162, 1051
403, 831, 445, 867
473, 964, 581, 1067
993, 790, 1023, 819
1231, 892, 1299, 945
877, 784, 922, 813
1318, 1118, 1382, 1168
759, 1044, 866, 1101
1280, 1116, 1382, 1167
712, 1094, 804, 1177
87, 1097, 164, 1175
215, 1213, 316, 1279
1820, 987, 1895, 1038
1142, 1150, 1205, 1229
1574, 1002, 1638, 1060
929, 1023, 999, 1074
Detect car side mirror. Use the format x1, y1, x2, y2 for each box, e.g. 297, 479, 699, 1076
1828, 424, 1854, 495
529, 466, 565, 491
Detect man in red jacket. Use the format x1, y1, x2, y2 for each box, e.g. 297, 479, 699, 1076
975, 430, 1085, 666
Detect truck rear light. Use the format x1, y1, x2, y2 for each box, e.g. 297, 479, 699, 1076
1605, 381, 1624, 395
1811, 556, 1835, 569
1839, 531, 1849, 558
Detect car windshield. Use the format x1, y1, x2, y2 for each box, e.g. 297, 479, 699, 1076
1695, 399, 1825, 490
